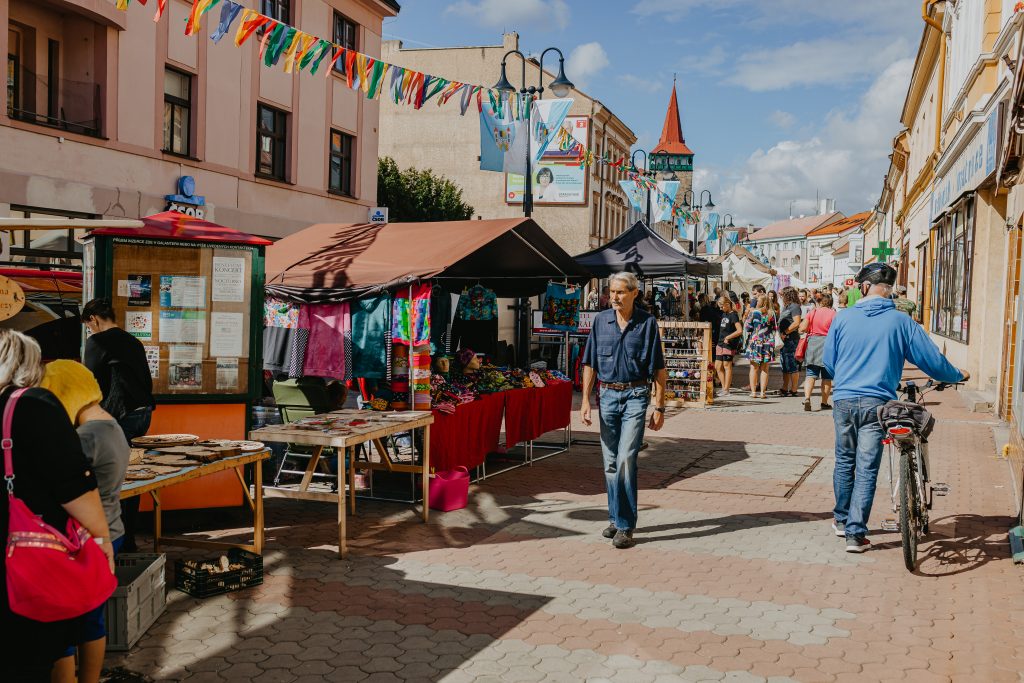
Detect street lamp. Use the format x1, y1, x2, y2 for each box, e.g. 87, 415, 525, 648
630, 149, 652, 226
494, 47, 574, 218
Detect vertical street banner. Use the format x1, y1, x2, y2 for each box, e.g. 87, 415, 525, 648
677, 217, 695, 246
619, 180, 645, 212
703, 212, 721, 254
531, 99, 573, 165
654, 181, 679, 222
479, 96, 528, 174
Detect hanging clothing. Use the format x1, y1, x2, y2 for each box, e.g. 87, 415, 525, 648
542, 283, 582, 331
392, 283, 431, 347
350, 295, 390, 379
264, 297, 300, 329
287, 329, 309, 378
430, 287, 454, 356
263, 327, 292, 374
300, 303, 351, 380
455, 285, 498, 321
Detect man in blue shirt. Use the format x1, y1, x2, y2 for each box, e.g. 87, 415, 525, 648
581, 272, 668, 549
824, 263, 967, 553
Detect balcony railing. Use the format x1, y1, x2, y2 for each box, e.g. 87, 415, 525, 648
7, 66, 101, 138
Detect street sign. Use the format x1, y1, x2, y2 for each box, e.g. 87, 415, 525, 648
872, 241, 896, 263
368, 207, 388, 224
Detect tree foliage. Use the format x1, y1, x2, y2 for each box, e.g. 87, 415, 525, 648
377, 157, 475, 222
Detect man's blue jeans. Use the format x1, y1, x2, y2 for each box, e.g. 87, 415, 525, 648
599, 385, 650, 531
833, 397, 887, 538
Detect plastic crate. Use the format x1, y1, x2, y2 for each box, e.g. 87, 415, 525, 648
105, 553, 167, 652
175, 549, 263, 598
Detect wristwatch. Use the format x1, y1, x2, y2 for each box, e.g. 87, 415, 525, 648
654, 407, 666, 414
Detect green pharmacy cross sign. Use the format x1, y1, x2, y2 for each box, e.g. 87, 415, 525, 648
872, 241, 896, 263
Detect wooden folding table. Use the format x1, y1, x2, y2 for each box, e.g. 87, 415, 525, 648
120, 450, 271, 554
249, 410, 433, 558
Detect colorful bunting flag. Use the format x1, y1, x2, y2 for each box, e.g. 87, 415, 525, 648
210, 1, 243, 44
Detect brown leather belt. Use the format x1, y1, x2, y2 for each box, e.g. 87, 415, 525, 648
601, 380, 650, 391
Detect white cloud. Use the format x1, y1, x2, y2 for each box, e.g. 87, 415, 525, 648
683, 45, 728, 78
617, 74, 663, 94
632, 0, 918, 33
566, 42, 609, 91
704, 58, 913, 226
728, 35, 912, 91
770, 110, 796, 129
446, 0, 570, 31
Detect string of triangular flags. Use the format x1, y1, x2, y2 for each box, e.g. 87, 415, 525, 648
116, 0, 515, 117
551, 127, 703, 225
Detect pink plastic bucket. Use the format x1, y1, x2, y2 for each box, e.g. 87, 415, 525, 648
428, 466, 470, 512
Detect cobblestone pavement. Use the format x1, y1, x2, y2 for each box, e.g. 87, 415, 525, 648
111, 368, 1024, 682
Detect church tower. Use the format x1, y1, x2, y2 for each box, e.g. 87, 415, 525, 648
650, 78, 694, 203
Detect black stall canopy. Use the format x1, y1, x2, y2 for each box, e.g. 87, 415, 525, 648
573, 221, 722, 278
265, 217, 591, 303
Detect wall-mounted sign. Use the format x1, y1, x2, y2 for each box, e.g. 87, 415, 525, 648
0, 274, 26, 321
368, 207, 388, 224
931, 107, 1000, 221
166, 175, 207, 219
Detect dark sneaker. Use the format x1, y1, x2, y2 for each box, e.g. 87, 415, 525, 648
821, 402, 833, 410
612, 530, 635, 549
803, 400, 812, 412
846, 536, 870, 553
602, 524, 617, 539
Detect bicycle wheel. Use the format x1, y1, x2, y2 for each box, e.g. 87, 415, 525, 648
899, 447, 919, 571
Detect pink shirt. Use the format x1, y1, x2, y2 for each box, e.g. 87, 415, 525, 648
806, 307, 835, 336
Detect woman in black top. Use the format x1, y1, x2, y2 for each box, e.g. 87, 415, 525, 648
0, 330, 113, 681
778, 287, 804, 397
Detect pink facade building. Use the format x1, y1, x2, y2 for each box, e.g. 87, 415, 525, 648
1, 0, 398, 260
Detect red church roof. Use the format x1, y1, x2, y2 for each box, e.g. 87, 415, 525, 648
652, 82, 694, 156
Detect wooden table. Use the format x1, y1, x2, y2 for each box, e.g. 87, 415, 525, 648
249, 410, 434, 558
120, 450, 270, 554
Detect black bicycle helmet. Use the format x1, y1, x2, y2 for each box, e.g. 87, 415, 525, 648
854, 262, 897, 286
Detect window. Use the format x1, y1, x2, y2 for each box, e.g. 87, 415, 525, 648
6, 53, 17, 116
260, 0, 290, 22
256, 104, 288, 181
6, 205, 96, 266
46, 40, 59, 120
328, 129, 354, 196
930, 197, 975, 343
333, 13, 358, 74
163, 68, 191, 156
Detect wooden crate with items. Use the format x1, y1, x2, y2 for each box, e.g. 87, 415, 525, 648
658, 321, 714, 408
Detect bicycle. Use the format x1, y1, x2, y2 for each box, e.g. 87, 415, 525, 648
880, 380, 958, 571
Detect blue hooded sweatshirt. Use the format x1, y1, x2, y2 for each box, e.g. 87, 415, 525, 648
823, 296, 963, 402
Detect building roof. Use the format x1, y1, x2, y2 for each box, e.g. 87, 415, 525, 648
833, 241, 850, 256
88, 211, 272, 246
807, 211, 871, 238
746, 212, 844, 242
651, 81, 694, 156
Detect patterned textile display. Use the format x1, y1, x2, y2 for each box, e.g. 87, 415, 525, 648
411, 344, 432, 410
392, 283, 431, 346
455, 285, 498, 321
265, 297, 299, 328
430, 287, 454, 355
287, 328, 309, 377
542, 283, 582, 331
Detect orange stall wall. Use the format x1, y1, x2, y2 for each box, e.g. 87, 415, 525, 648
139, 403, 248, 511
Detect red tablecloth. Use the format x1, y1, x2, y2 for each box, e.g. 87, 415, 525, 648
503, 381, 573, 445
429, 392, 505, 471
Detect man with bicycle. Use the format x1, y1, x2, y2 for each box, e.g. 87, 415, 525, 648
823, 263, 968, 552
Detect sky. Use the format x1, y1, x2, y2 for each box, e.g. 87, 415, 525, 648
383, 0, 924, 227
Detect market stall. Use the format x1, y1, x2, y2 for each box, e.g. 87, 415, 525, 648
84, 211, 272, 510
574, 221, 722, 279
263, 217, 589, 492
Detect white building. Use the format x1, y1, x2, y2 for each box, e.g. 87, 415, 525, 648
742, 212, 844, 280
805, 211, 870, 285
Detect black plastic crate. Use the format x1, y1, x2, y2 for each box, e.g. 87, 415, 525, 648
174, 549, 263, 598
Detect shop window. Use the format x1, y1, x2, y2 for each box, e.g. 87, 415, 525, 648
328, 129, 354, 197
5, 205, 95, 266
256, 103, 288, 182
163, 67, 192, 157
260, 0, 290, 23
332, 12, 358, 75
930, 197, 975, 343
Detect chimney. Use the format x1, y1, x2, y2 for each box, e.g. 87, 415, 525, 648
503, 32, 519, 50
818, 198, 836, 215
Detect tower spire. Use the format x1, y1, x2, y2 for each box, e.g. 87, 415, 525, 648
652, 80, 693, 156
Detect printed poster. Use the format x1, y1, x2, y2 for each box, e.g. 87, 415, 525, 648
506, 161, 587, 205
127, 275, 152, 306
209, 311, 243, 357
212, 257, 245, 302
125, 312, 152, 340
159, 310, 206, 343
143, 345, 160, 379
216, 358, 239, 390
159, 276, 206, 308
168, 345, 203, 390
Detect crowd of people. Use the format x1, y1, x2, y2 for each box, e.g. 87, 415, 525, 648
688, 281, 918, 408
2, 299, 154, 681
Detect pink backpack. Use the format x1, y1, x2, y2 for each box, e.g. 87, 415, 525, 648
5, 388, 116, 622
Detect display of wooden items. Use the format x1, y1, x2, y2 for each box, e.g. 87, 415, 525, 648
658, 321, 714, 408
